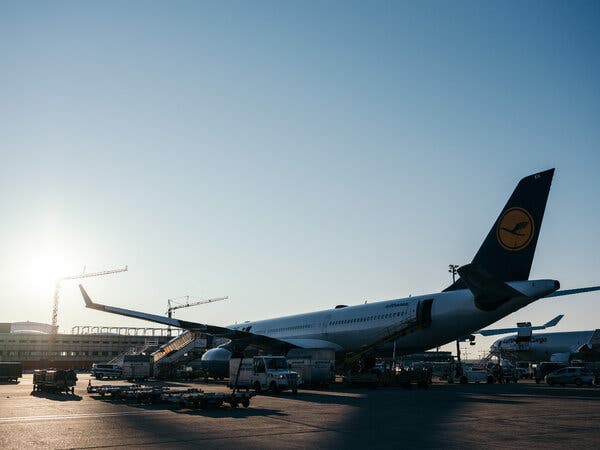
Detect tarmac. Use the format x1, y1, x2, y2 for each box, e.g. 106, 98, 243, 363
1, 374, 599, 449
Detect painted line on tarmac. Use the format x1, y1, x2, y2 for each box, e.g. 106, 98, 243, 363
0, 410, 165, 423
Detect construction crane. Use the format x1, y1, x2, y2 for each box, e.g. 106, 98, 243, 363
166, 295, 229, 318
166, 295, 228, 337
51, 266, 128, 334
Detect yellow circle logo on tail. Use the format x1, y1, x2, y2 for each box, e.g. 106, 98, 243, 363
497, 207, 534, 251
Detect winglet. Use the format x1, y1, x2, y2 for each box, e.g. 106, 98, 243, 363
80, 284, 93, 307
79, 284, 105, 311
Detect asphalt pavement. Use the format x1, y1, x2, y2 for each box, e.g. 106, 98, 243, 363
1, 374, 598, 449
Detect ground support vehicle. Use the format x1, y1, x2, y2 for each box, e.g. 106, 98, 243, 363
545, 367, 595, 387
229, 356, 300, 394
515, 361, 533, 379
87, 383, 253, 409
342, 370, 381, 387
462, 367, 489, 384
485, 363, 519, 384
286, 348, 335, 387
0, 362, 23, 382
33, 369, 77, 394
91, 363, 122, 380
394, 367, 431, 389
122, 354, 152, 381
446, 364, 491, 384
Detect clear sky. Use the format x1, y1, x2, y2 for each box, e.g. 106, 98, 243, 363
1, 1, 599, 356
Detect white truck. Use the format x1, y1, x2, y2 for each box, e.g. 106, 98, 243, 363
229, 355, 300, 394
447, 365, 489, 384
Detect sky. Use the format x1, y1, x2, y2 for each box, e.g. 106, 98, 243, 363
0, 1, 599, 357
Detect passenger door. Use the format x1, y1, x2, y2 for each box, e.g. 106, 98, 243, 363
321, 313, 331, 337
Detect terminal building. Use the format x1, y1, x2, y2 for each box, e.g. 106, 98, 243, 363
0, 321, 174, 370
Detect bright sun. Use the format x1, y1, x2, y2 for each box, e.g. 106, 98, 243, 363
17, 242, 77, 291
28, 252, 69, 287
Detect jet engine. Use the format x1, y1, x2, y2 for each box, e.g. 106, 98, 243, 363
200, 347, 232, 380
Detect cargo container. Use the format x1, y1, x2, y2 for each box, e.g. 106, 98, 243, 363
123, 354, 152, 381
286, 349, 335, 387
0, 362, 22, 382
33, 369, 77, 394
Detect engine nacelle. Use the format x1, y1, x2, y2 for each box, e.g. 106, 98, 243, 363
200, 347, 232, 379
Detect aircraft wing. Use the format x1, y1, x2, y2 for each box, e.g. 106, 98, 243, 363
477, 314, 564, 337
79, 285, 298, 353
544, 286, 600, 298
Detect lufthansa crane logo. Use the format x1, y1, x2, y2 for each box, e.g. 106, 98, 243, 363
496, 207, 534, 251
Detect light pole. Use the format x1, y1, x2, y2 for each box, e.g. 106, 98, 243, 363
448, 264, 462, 376
448, 264, 459, 283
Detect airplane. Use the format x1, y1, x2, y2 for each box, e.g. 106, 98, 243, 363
79, 168, 600, 368
480, 316, 600, 363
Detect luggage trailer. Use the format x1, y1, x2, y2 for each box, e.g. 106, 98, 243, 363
87, 383, 253, 409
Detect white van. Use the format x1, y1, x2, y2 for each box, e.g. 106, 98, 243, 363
91, 363, 122, 380
448, 365, 488, 384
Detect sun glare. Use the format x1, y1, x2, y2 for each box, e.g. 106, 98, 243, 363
28, 252, 68, 288
16, 241, 78, 292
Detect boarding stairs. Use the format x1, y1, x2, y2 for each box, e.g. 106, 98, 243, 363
108, 339, 160, 366
477, 351, 496, 368
151, 331, 207, 378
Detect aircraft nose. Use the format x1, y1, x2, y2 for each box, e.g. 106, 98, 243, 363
554, 280, 560, 291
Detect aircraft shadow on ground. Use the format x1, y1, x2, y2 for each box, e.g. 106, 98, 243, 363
30, 391, 83, 401
492, 384, 600, 401
88, 394, 289, 419
92, 383, 600, 448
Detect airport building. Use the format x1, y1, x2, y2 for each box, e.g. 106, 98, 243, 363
0, 322, 173, 370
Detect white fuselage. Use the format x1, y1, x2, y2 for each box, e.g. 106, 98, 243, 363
228, 279, 558, 355
492, 330, 595, 362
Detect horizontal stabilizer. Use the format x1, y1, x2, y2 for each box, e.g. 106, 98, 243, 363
478, 314, 564, 336
545, 286, 600, 298
458, 263, 524, 311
